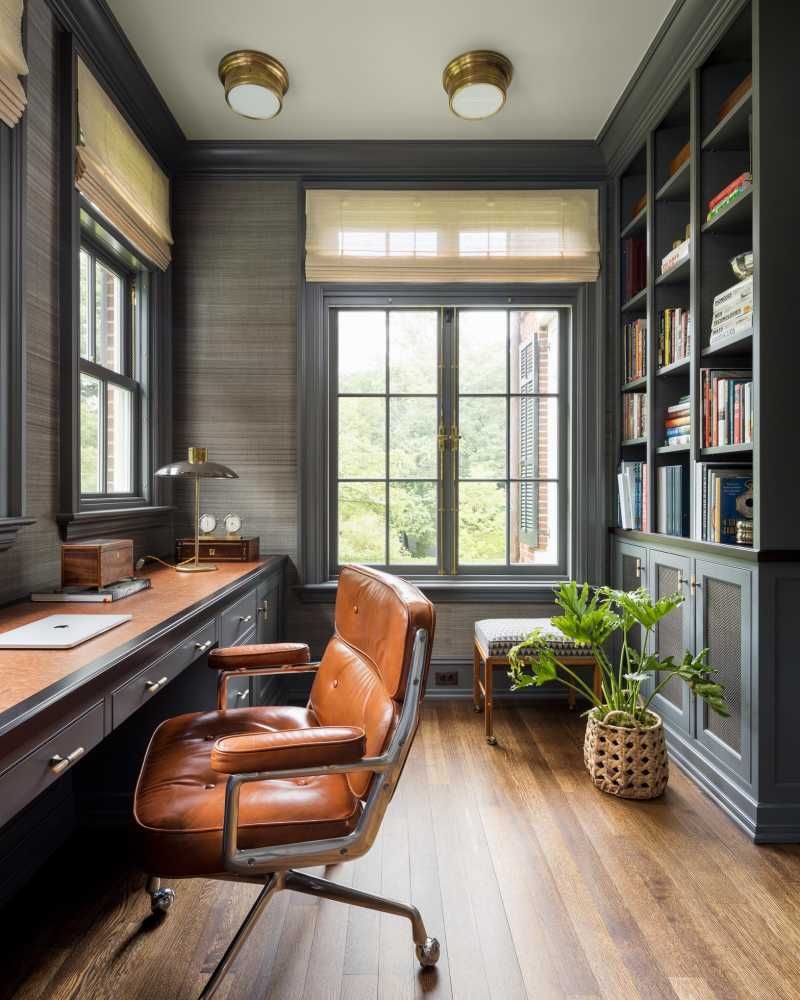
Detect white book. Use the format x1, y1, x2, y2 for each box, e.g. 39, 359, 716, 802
618, 472, 633, 529
710, 317, 753, 342
712, 275, 753, 311
712, 300, 753, 329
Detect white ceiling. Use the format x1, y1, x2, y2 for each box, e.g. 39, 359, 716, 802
107, 0, 675, 141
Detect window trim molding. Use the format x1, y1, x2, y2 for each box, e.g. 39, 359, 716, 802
299, 278, 607, 599
0, 10, 34, 552
57, 32, 173, 538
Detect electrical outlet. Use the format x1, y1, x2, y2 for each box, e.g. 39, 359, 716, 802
435, 671, 459, 687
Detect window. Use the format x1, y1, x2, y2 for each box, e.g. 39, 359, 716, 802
78, 236, 139, 502
332, 304, 567, 577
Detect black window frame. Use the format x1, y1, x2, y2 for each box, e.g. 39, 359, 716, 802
78, 230, 143, 506
328, 301, 571, 580
299, 281, 607, 602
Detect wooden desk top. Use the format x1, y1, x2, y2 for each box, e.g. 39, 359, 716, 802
0, 559, 282, 728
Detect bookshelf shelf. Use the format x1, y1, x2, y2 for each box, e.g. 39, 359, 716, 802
657, 444, 690, 454
657, 357, 690, 377
701, 88, 752, 151
702, 327, 753, 357
620, 207, 647, 239
622, 376, 647, 392
701, 187, 752, 234
655, 160, 691, 202
700, 443, 752, 457
621, 287, 647, 313
656, 256, 691, 285
621, 437, 647, 447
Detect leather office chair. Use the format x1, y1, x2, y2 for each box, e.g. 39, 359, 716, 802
134, 564, 438, 998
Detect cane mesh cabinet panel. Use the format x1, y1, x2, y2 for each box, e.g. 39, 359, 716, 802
694, 559, 751, 780
650, 551, 693, 735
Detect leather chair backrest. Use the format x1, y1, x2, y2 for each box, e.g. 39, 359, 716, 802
308, 565, 435, 798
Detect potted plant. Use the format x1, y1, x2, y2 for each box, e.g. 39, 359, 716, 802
508, 582, 728, 799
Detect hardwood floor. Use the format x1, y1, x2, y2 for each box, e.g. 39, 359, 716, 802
4, 700, 800, 1000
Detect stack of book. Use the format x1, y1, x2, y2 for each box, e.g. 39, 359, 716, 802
618, 461, 648, 531
658, 308, 691, 367
701, 369, 753, 447
660, 237, 690, 275
31, 578, 151, 603
623, 319, 647, 382
621, 237, 646, 303
664, 395, 690, 448
710, 274, 753, 343
706, 172, 752, 224
695, 464, 753, 544
657, 465, 689, 537
623, 392, 647, 440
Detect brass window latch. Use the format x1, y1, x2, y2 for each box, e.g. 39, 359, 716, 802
437, 421, 462, 451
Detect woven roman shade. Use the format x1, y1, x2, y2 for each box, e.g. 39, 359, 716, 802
75, 58, 173, 270
0, 0, 27, 127
305, 188, 600, 283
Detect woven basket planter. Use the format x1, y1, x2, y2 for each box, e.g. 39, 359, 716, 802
583, 710, 669, 799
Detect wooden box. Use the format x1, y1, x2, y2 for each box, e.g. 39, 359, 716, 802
61, 538, 134, 589
177, 536, 260, 563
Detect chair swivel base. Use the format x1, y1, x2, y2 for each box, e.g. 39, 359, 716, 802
144, 868, 441, 997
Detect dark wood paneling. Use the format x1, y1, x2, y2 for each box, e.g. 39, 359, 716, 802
172, 179, 299, 568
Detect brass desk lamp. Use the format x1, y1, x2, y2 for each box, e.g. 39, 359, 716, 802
155, 447, 238, 572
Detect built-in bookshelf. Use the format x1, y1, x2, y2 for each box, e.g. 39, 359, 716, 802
616, 4, 756, 548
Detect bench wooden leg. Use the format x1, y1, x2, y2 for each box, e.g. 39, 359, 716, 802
473, 642, 482, 712
567, 684, 576, 711
485, 659, 496, 745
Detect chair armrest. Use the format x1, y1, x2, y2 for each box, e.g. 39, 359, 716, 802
211, 726, 366, 775
208, 642, 310, 671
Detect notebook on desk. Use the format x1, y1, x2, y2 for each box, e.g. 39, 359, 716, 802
0, 613, 132, 649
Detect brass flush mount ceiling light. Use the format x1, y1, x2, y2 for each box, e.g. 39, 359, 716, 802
218, 49, 289, 120
442, 50, 513, 120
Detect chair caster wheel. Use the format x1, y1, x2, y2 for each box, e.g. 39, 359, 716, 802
416, 937, 440, 968
150, 888, 175, 914
473, 705, 482, 713
486, 736, 497, 746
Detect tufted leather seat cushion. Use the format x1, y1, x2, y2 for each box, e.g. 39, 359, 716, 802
134, 706, 360, 878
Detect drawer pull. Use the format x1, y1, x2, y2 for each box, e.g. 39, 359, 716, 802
257, 600, 270, 620
145, 676, 168, 693
48, 746, 85, 775
238, 614, 253, 625
195, 640, 213, 653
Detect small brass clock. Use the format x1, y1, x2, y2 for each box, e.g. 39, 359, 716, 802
223, 512, 242, 538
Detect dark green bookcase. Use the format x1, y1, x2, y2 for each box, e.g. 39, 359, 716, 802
609, 0, 800, 842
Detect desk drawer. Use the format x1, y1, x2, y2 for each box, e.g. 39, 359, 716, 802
226, 624, 257, 708
0, 702, 104, 828
219, 588, 257, 648
112, 619, 216, 728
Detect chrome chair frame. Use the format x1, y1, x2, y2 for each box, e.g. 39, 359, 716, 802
147, 628, 439, 999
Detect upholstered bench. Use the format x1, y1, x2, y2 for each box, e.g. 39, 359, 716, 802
473, 619, 600, 745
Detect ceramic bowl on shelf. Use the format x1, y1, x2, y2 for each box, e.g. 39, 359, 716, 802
730, 251, 754, 279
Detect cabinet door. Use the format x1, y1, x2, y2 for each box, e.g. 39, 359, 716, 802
648, 549, 693, 734
256, 578, 281, 645
614, 539, 648, 657
693, 559, 752, 781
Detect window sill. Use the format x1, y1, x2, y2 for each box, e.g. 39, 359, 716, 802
57, 505, 174, 541
0, 517, 36, 553
297, 577, 565, 605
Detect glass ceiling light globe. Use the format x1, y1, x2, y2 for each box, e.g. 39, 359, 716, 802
443, 50, 513, 121
451, 82, 505, 120
218, 50, 289, 121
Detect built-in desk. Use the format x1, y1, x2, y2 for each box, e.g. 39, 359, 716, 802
0, 557, 287, 901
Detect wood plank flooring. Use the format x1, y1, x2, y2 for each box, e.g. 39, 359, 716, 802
4, 700, 800, 1000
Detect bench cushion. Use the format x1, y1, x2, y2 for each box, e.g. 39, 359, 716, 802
475, 618, 591, 659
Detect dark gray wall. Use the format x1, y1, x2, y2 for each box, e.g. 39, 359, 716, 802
172, 178, 300, 565
0, 0, 61, 605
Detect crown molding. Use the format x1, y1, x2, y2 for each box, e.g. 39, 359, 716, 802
179, 139, 607, 181
598, 0, 749, 175
45, 0, 185, 172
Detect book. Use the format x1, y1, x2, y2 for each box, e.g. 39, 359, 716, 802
702, 369, 753, 447
661, 238, 690, 274
658, 308, 691, 367
31, 577, 152, 603
621, 237, 646, 302
667, 396, 690, 415
618, 461, 648, 531
712, 275, 753, 311
708, 171, 753, 212
668, 143, 690, 177
717, 73, 752, 122
711, 300, 753, 330
657, 465, 689, 537
631, 193, 647, 219
710, 319, 753, 343
623, 392, 647, 440
623, 318, 647, 382
706, 181, 752, 222
695, 464, 753, 544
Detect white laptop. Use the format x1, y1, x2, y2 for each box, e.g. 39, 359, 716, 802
0, 613, 132, 649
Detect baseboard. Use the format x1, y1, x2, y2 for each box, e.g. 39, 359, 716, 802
424, 685, 573, 702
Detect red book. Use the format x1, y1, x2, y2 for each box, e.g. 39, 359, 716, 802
708, 172, 752, 212
665, 415, 690, 429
